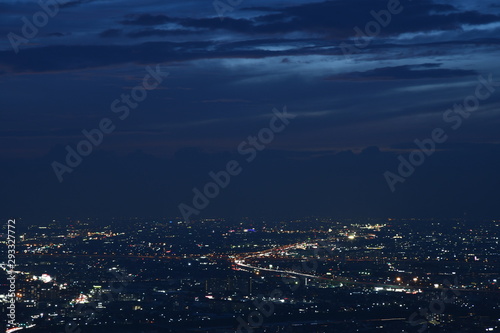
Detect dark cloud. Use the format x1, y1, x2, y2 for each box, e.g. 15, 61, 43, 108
0, 41, 295, 74
1, 36, 492, 76
120, 14, 171, 26
0, 43, 188, 73
245, 0, 500, 37
114, 0, 494, 39
2, 0, 500, 75
58, 0, 99, 9
126, 28, 195, 38
325, 64, 477, 81
173, 16, 254, 33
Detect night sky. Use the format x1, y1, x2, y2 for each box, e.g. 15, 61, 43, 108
1, 0, 500, 220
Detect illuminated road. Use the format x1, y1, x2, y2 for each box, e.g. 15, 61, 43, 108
229, 240, 499, 294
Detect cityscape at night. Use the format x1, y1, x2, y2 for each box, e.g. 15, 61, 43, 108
0, 217, 499, 332
2, 0, 500, 332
